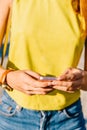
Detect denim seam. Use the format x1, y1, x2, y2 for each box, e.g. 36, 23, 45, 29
0, 104, 22, 117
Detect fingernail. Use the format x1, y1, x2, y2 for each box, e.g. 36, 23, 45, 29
48, 82, 52, 86
52, 81, 56, 85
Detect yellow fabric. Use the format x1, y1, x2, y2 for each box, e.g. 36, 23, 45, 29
7, 0, 84, 110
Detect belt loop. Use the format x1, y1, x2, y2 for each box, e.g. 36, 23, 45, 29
16, 105, 22, 112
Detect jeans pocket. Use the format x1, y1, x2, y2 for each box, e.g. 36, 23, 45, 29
62, 99, 82, 118
0, 90, 21, 117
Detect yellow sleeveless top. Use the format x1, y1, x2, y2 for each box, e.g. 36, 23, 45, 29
7, 0, 84, 110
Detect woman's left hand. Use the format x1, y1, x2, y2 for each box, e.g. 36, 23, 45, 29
52, 68, 87, 93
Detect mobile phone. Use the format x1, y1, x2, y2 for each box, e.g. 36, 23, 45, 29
39, 76, 57, 80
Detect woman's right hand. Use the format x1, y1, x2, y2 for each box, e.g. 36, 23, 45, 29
6, 70, 53, 95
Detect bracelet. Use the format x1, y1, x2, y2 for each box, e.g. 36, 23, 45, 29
0, 69, 14, 91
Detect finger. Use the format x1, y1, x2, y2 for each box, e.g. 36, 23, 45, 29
24, 83, 53, 91
56, 68, 72, 80
24, 70, 40, 79
52, 80, 72, 88
55, 80, 81, 88
52, 79, 82, 91
25, 88, 53, 95
73, 72, 83, 80
59, 73, 76, 81
57, 69, 83, 81
34, 87, 53, 92
67, 86, 81, 92
28, 86, 53, 91
67, 78, 82, 91
32, 80, 52, 88
69, 68, 83, 80
53, 85, 77, 93
53, 86, 68, 92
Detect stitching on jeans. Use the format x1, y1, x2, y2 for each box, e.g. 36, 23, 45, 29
63, 109, 80, 118
0, 104, 22, 117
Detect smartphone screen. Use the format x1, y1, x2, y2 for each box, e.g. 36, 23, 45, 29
39, 76, 57, 80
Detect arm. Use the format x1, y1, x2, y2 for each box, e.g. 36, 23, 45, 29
0, 0, 12, 82
0, 0, 12, 79
0, 0, 12, 46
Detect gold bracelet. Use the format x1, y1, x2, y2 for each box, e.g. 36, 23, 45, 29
0, 69, 14, 91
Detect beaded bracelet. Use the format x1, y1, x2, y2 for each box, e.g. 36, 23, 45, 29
0, 69, 14, 91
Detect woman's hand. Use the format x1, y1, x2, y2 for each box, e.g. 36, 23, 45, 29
6, 70, 53, 95
52, 68, 87, 92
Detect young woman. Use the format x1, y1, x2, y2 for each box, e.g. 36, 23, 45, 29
0, 0, 87, 129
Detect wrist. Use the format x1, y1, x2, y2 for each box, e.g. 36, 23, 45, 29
0, 69, 14, 91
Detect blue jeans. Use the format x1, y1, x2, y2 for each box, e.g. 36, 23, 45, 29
0, 90, 86, 130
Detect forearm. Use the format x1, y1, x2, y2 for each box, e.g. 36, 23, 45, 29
0, 0, 11, 46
